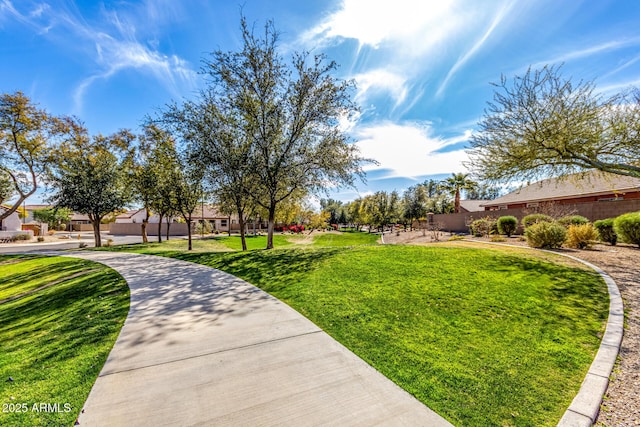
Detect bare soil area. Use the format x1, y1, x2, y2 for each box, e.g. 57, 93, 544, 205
384, 230, 639, 426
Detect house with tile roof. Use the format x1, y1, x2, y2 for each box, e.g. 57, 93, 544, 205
419, 171, 640, 233
115, 208, 148, 224
481, 171, 640, 211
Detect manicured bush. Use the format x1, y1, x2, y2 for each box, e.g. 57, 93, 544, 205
525, 221, 567, 249
613, 211, 640, 247
194, 220, 212, 235
593, 218, 617, 246
558, 215, 590, 227
497, 216, 518, 237
469, 218, 497, 237
14, 233, 31, 241
566, 224, 599, 249
522, 213, 554, 228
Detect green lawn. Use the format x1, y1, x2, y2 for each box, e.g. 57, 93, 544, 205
137, 241, 608, 427
308, 230, 379, 247
0, 255, 129, 427
211, 233, 298, 250
100, 230, 379, 254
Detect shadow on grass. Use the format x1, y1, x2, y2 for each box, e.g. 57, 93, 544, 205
0, 259, 98, 299
478, 252, 608, 314
0, 262, 129, 426
172, 248, 343, 297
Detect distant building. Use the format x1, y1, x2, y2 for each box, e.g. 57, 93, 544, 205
115, 209, 148, 224
0, 205, 22, 232
481, 171, 640, 211
23, 204, 53, 223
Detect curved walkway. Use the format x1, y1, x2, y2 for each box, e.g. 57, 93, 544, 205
64, 252, 451, 426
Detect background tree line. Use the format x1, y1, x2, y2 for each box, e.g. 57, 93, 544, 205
0, 17, 366, 249
319, 174, 501, 233
3, 28, 639, 248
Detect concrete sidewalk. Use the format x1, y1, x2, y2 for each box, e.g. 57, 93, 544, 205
67, 252, 451, 426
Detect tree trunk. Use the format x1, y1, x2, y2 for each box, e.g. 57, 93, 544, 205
157, 213, 164, 243
92, 219, 102, 247
141, 207, 149, 243
166, 218, 171, 241
266, 204, 276, 249
228, 215, 231, 236
239, 216, 247, 251
187, 215, 192, 250
454, 190, 461, 214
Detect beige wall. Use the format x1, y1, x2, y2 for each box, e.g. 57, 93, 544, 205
109, 222, 190, 236
417, 199, 640, 233
1, 212, 21, 231
71, 223, 109, 232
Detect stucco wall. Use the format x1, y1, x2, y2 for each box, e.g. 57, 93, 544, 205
1, 212, 22, 231
109, 222, 190, 236
419, 199, 640, 233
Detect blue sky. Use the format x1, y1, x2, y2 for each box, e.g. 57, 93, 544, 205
2, 0, 640, 205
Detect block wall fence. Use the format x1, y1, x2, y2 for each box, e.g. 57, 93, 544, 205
418, 199, 640, 233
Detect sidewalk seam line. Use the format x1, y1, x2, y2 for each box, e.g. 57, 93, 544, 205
98, 329, 323, 377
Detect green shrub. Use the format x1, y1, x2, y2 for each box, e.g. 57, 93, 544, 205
613, 211, 640, 247
593, 218, 617, 245
522, 214, 554, 228
194, 220, 213, 235
490, 235, 506, 242
448, 235, 465, 241
14, 233, 31, 241
558, 215, 590, 227
566, 224, 599, 249
469, 218, 497, 237
497, 216, 518, 237
525, 221, 567, 249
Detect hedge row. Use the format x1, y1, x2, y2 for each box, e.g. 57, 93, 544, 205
468, 211, 640, 249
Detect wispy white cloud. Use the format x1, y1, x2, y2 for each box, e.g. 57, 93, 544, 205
352, 69, 409, 108
304, 0, 520, 106
0, 0, 28, 25
436, 1, 514, 97
530, 37, 640, 70
354, 121, 471, 178
305, 0, 458, 52
602, 54, 640, 80
5, 1, 198, 113
598, 78, 640, 95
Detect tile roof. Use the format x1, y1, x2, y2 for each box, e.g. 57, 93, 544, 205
71, 213, 91, 221
24, 204, 53, 210
459, 200, 488, 212
483, 171, 640, 207
192, 204, 229, 219
116, 209, 145, 219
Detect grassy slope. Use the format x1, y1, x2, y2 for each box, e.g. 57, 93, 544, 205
154, 242, 608, 427
0, 255, 129, 426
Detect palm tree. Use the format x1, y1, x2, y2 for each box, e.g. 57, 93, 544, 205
440, 173, 478, 213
